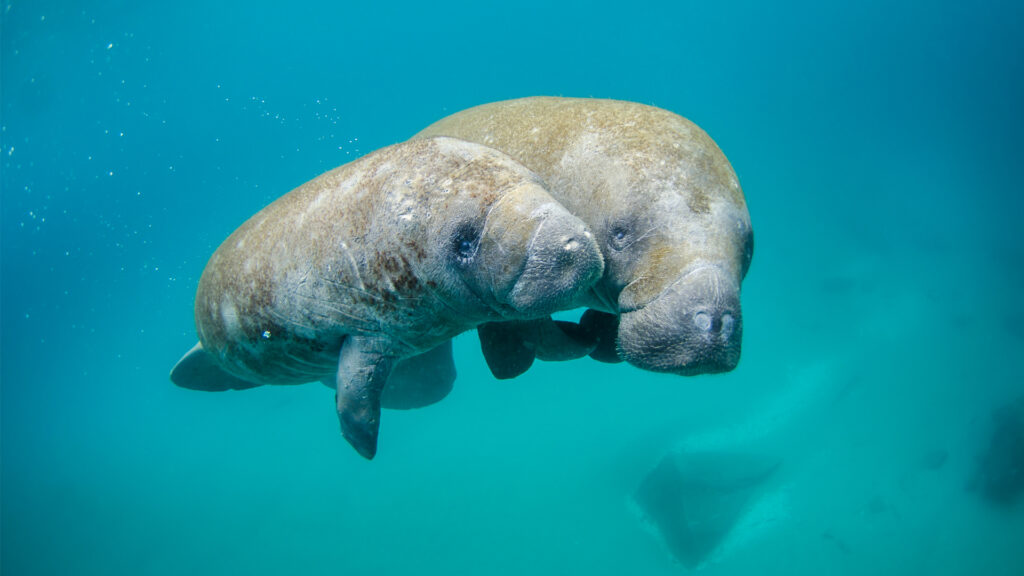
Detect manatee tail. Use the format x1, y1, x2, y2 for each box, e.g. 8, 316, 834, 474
170, 342, 262, 391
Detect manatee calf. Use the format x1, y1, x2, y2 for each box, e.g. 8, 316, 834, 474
170, 137, 604, 459
632, 450, 780, 568
416, 97, 753, 376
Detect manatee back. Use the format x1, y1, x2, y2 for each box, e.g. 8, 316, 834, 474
416, 97, 747, 224
193, 155, 388, 384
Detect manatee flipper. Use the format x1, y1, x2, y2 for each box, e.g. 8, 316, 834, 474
381, 340, 456, 410
579, 309, 623, 363
478, 318, 599, 379
170, 342, 262, 391
534, 319, 599, 361
478, 321, 536, 379
335, 336, 396, 460
322, 341, 456, 409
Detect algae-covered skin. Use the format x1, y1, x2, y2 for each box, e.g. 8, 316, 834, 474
171, 136, 604, 459
416, 97, 753, 376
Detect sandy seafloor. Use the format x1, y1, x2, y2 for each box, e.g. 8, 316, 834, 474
2, 1, 1023, 574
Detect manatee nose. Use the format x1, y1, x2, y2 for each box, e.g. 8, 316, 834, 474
692, 309, 737, 341
555, 229, 594, 265
684, 301, 741, 371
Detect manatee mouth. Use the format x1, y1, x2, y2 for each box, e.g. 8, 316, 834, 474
616, 266, 742, 375
505, 210, 604, 317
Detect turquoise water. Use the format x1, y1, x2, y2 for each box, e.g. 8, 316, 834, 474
3, 1, 1023, 574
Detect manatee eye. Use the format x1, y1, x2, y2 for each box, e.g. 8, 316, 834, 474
451, 224, 480, 267
609, 225, 630, 251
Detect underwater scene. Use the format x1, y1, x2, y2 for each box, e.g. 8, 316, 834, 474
2, 1, 1023, 574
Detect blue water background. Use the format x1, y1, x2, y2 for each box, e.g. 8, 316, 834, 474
3, 1, 1023, 574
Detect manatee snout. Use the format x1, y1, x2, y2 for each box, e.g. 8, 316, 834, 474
617, 266, 742, 375
508, 208, 604, 316
477, 186, 603, 317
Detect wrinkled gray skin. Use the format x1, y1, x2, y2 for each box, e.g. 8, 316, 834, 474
170, 137, 604, 459
416, 97, 752, 376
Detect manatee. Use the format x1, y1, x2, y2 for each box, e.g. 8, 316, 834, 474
415, 97, 753, 376
170, 136, 604, 459
969, 395, 1024, 505
631, 450, 780, 568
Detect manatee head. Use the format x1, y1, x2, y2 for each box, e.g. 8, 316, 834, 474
476, 183, 604, 318
585, 124, 753, 375
416, 138, 604, 323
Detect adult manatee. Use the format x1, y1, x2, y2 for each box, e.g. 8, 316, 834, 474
170, 137, 604, 459
416, 97, 752, 376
